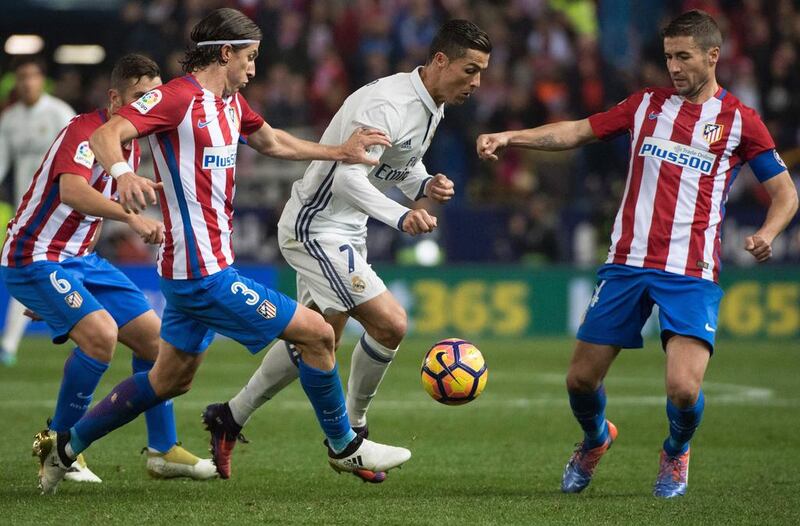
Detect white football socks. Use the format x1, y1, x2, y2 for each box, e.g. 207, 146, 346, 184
1, 298, 30, 358
228, 341, 299, 427
346, 333, 398, 428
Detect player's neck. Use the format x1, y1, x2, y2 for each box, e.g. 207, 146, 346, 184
418, 65, 445, 106
192, 68, 228, 98
682, 77, 720, 105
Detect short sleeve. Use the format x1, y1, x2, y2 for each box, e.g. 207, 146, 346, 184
588, 89, 647, 140
50, 118, 95, 182
116, 84, 189, 136
236, 94, 265, 136
737, 107, 776, 163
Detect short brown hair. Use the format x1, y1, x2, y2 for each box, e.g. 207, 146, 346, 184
662, 10, 722, 51
180, 8, 262, 73
110, 53, 160, 91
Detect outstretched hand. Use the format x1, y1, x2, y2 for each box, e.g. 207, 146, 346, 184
340, 127, 391, 166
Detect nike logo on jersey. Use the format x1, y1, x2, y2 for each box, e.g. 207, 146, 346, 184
705, 323, 716, 333
198, 118, 215, 128
648, 111, 660, 120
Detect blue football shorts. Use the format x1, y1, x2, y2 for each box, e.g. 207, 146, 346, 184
159, 266, 297, 354
577, 264, 723, 352
0, 253, 152, 344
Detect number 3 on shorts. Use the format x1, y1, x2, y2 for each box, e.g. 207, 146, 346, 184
49, 271, 72, 294
231, 281, 260, 305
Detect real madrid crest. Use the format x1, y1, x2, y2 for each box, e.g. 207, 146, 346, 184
351, 276, 366, 293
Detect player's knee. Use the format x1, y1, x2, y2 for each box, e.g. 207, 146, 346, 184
565, 369, 600, 394
80, 323, 119, 362
152, 370, 193, 398
303, 315, 336, 357
372, 308, 407, 348
666, 380, 700, 408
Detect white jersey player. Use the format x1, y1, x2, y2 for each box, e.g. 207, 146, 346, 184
207, 19, 492, 483
0, 57, 74, 366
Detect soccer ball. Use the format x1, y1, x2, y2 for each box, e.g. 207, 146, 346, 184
420, 338, 488, 405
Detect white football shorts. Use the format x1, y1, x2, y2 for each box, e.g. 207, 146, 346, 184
278, 233, 387, 314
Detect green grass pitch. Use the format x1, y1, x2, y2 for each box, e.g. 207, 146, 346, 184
1, 336, 798, 525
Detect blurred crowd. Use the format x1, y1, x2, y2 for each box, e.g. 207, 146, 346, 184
1, 0, 798, 265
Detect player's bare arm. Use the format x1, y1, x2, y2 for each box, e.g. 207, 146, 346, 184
423, 174, 455, 203
745, 171, 798, 262
59, 173, 164, 245
89, 115, 163, 214
477, 119, 597, 161
247, 122, 390, 165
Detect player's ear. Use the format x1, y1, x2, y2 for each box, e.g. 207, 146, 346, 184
434, 51, 449, 69
220, 44, 232, 65
708, 46, 720, 66
108, 89, 121, 110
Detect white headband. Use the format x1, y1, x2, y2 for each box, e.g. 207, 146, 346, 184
196, 39, 259, 47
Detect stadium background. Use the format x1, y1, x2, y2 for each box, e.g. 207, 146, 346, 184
0, 2, 799, 524
1, 0, 798, 340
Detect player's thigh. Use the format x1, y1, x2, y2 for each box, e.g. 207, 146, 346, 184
664, 335, 710, 405
280, 302, 334, 349
0, 261, 104, 345
78, 254, 153, 330
651, 273, 723, 353
281, 236, 386, 315
117, 309, 161, 360
350, 290, 407, 343
566, 340, 621, 392
577, 265, 654, 349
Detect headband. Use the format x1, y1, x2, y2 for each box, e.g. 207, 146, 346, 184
195, 39, 259, 47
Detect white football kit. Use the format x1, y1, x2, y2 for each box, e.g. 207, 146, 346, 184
0, 93, 75, 205
278, 68, 443, 313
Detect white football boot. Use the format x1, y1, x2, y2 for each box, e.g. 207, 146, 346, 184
64, 453, 102, 483
328, 436, 411, 474
146, 444, 217, 480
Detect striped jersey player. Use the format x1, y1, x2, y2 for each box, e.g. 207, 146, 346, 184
1, 110, 137, 267
477, 9, 797, 500
589, 86, 783, 282
115, 74, 261, 279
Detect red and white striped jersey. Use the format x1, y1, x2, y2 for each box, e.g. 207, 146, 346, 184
589, 87, 777, 282
1, 109, 137, 267
116, 75, 264, 279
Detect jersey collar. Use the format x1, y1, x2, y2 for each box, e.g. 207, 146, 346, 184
411, 67, 440, 115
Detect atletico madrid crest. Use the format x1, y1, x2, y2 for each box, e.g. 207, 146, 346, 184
702, 123, 724, 144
